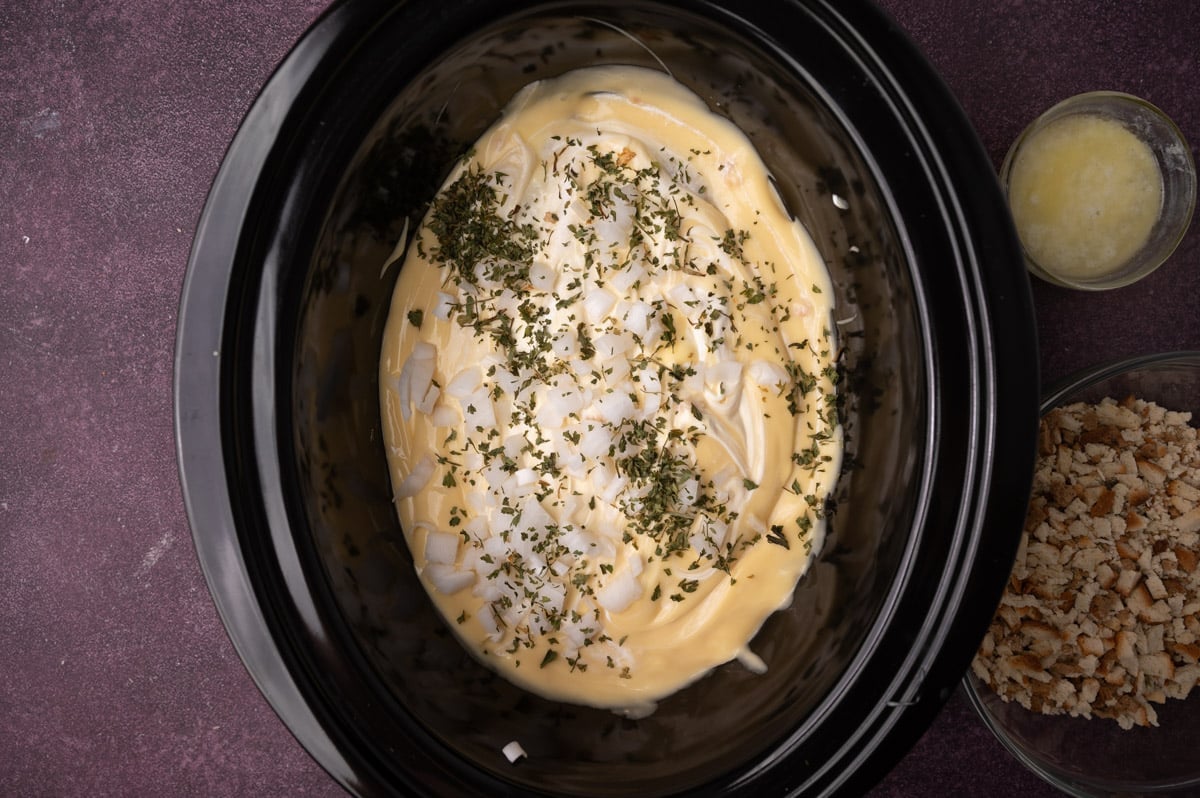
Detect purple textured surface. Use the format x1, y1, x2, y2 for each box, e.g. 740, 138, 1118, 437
0, 1, 1196, 796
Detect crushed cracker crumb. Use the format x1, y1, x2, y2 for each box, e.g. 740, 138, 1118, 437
973, 396, 1200, 729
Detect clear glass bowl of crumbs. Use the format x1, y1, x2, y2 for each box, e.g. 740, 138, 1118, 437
965, 351, 1200, 796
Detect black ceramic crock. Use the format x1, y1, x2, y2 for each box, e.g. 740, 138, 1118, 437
175, 1, 1039, 795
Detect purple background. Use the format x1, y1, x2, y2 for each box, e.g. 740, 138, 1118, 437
2, 1, 1197, 795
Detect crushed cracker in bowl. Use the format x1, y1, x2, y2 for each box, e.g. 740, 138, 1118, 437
972, 395, 1200, 729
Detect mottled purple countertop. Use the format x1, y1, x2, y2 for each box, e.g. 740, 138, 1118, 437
2, 1, 1197, 795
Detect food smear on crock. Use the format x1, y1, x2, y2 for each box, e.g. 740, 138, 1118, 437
379, 65, 841, 712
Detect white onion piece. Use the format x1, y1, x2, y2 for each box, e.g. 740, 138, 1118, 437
516, 468, 540, 487
529, 261, 557, 291
462, 516, 489, 539
592, 190, 637, 249
597, 474, 628, 505
609, 262, 645, 294
433, 291, 455, 320
415, 383, 439, 416
620, 299, 654, 337
678, 476, 700, 507
476, 605, 501, 639
636, 367, 662, 418
501, 741, 527, 764
395, 454, 435, 498
423, 531, 460, 565
747, 360, 789, 390
473, 578, 503, 604
461, 387, 496, 429
423, 563, 474, 594
445, 366, 482, 399
596, 567, 642, 614
593, 332, 633, 359
549, 376, 586, 412
561, 526, 598, 558
667, 282, 701, 322
595, 391, 635, 425
556, 446, 586, 477
551, 328, 578, 359
398, 341, 437, 421
518, 500, 554, 546
582, 287, 616, 323
604, 356, 631, 385
430, 404, 459, 428
487, 361, 521, 395
482, 460, 507, 490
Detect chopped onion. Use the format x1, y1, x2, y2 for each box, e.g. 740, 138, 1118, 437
597, 567, 642, 613
620, 298, 654, 337
597, 473, 628, 505
550, 328, 578, 359
397, 342, 437, 421
608, 262, 646, 294
461, 386, 496, 428
747, 360, 789, 390
395, 454, 435, 498
489, 362, 521, 395
595, 391, 636, 425
445, 366, 482, 399
476, 604, 501, 639
502, 740, 527, 764
635, 366, 662, 418
593, 331, 633, 358
462, 516, 489, 539
414, 382, 440, 416
582, 287, 616, 322
423, 563, 474, 594
432, 291, 455, 320
430, 404, 459, 428
529, 261, 557, 291
423, 531, 460, 565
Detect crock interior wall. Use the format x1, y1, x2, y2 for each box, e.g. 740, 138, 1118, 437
285, 2, 926, 792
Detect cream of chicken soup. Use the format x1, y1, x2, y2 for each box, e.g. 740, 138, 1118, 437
379, 66, 841, 712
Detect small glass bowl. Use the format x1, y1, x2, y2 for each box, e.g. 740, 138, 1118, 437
1000, 92, 1195, 290
964, 351, 1200, 796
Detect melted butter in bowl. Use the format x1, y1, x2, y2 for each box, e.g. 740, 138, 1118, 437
379, 66, 842, 712
1000, 91, 1195, 290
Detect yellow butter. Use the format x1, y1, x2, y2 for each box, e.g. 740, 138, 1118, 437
1008, 113, 1162, 280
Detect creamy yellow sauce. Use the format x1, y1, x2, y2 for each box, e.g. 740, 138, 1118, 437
379, 66, 841, 713
1008, 113, 1163, 280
